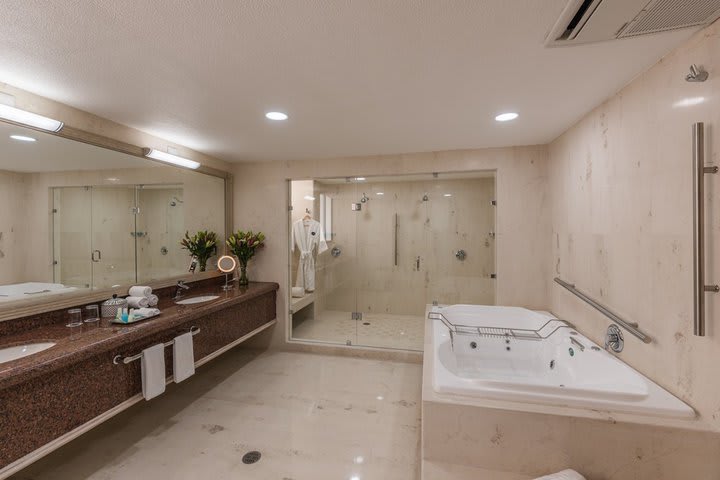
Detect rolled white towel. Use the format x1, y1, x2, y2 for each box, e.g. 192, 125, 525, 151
127, 296, 150, 308
534, 470, 586, 480
147, 294, 159, 307
291, 287, 305, 298
129, 286, 152, 297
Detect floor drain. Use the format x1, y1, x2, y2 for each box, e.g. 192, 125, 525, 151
363, 322, 370, 325
242, 451, 262, 464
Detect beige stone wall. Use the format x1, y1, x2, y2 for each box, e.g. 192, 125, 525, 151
548, 22, 720, 429
0, 170, 29, 284
235, 146, 550, 348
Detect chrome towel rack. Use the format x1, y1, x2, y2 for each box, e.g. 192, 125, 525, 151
692, 122, 718, 336
112, 325, 200, 365
554, 278, 651, 344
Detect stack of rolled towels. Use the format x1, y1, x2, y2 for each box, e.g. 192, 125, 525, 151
127, 286, 159, 308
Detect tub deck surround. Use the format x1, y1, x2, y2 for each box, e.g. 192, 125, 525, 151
421, 306, 720, 479
0, 280, 278, 473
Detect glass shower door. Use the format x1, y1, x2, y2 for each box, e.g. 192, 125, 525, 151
90, 186, 137, 288
52, 187, 92, 288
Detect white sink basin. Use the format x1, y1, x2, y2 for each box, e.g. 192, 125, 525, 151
0, 342, 56, 364
175, 295, 220, 305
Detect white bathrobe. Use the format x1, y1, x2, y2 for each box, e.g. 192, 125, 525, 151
292, 218, 328, 292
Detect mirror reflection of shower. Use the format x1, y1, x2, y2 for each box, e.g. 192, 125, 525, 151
360, 193, 370, 203
422, 192, 429, 202
170, 196, 184, 207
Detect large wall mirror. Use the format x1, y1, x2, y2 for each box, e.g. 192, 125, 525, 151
0, 120, 228, 312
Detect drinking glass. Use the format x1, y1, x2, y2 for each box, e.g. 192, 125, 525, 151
84, 304, 100, 323
66, 308, 83, 327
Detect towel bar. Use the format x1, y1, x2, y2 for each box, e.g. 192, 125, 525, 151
112, 326, 200, 365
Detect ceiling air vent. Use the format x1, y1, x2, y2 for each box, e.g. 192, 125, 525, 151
545, 0, 720, 47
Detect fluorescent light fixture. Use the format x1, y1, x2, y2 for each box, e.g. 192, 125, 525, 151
0, 104, 63, 132
355, 177, 366, 181
303, 195, 316, 201
376, 192, 384, 196
265, 111, 288, 121
143, 148, 200, 169
10, 134, 36, 142
495, 112, 519, 122
673, 96, 706, 108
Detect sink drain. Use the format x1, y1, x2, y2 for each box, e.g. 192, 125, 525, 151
242, 451, 262, 464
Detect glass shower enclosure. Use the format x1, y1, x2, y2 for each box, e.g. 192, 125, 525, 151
52, 184, 186, 289
289, 172, 496, 351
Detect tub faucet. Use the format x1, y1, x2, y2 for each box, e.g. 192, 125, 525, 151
174, 280, 190, 300
604, 324, 624, 353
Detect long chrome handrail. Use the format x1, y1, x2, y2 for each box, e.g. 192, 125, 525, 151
554, 277, 651, 344
692, 122, 718, 336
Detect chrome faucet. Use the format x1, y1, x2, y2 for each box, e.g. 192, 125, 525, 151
604, 324, 624, 353
173, 280, 190, 300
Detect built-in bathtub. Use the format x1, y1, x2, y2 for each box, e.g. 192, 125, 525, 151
430, 304, 694, 419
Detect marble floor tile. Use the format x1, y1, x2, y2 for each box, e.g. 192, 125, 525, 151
10, 349, 423, 480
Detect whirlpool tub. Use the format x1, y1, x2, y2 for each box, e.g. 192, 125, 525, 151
429, 304, 694, 419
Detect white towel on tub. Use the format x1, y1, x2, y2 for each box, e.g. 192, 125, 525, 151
172, 332, 195, 383
141, 344, 166, 400
534, 470, 586, 480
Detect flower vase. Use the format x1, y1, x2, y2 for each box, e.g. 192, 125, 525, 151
238, 262, 249, 286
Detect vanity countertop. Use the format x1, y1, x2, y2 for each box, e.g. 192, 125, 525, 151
0, 281, 278, 390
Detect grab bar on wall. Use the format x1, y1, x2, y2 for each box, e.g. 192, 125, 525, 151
394, 213, 399, 266
554, 278, 651, 343
692, 122, 719, 336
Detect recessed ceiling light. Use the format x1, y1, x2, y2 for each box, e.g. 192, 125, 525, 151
9, 134, 36, 142
495, 112, 519, 122
265, 111, 288, 121
355, 177, 366, 181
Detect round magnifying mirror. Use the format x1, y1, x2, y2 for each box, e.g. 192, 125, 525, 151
218, 255, 238, 291
218, 255, 237, 273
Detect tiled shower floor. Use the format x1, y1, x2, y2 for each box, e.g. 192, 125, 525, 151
10, 350, 422, 480
292, 310, 425, 351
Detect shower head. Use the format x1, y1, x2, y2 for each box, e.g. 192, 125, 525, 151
360, 193, 370, 203
422, 193, 429, 202
170, 196, 184, 207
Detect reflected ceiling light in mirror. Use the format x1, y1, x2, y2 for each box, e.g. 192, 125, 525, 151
265, 111, 288, 121
355, 177, 366, 181
495, 112, 519, 122
143, 148, 200, 170
0, 104, 64, 132
303, 195, 316, 201
9, 134, 36, 142
443, 193, 453, 197
376, 192, 384, 196
673, 96, 706, 108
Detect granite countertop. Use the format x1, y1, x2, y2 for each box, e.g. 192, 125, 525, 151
0, 282, 279, 391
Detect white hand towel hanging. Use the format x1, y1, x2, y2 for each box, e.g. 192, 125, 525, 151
292, 218, 327, 292
173, 332, 195, 383
141, 344, 166, 400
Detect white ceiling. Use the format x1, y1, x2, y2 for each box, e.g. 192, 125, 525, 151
0, 122, 151, 172
0, 1, 701, 162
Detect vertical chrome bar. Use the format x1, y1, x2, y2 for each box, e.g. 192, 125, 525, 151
394, 213, 399, 266
693, 122, 719, 336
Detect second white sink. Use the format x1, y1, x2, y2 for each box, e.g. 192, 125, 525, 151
175, 295, 220, 305
0, 342, 56, 364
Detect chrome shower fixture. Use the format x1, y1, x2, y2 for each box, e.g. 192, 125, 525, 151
686, 64, 708, 82
170, 196, 184, 206
360, 193, 370, 203
422, 193, 429, 202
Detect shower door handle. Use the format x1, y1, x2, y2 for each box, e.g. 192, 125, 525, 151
394, 213, 399, 266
